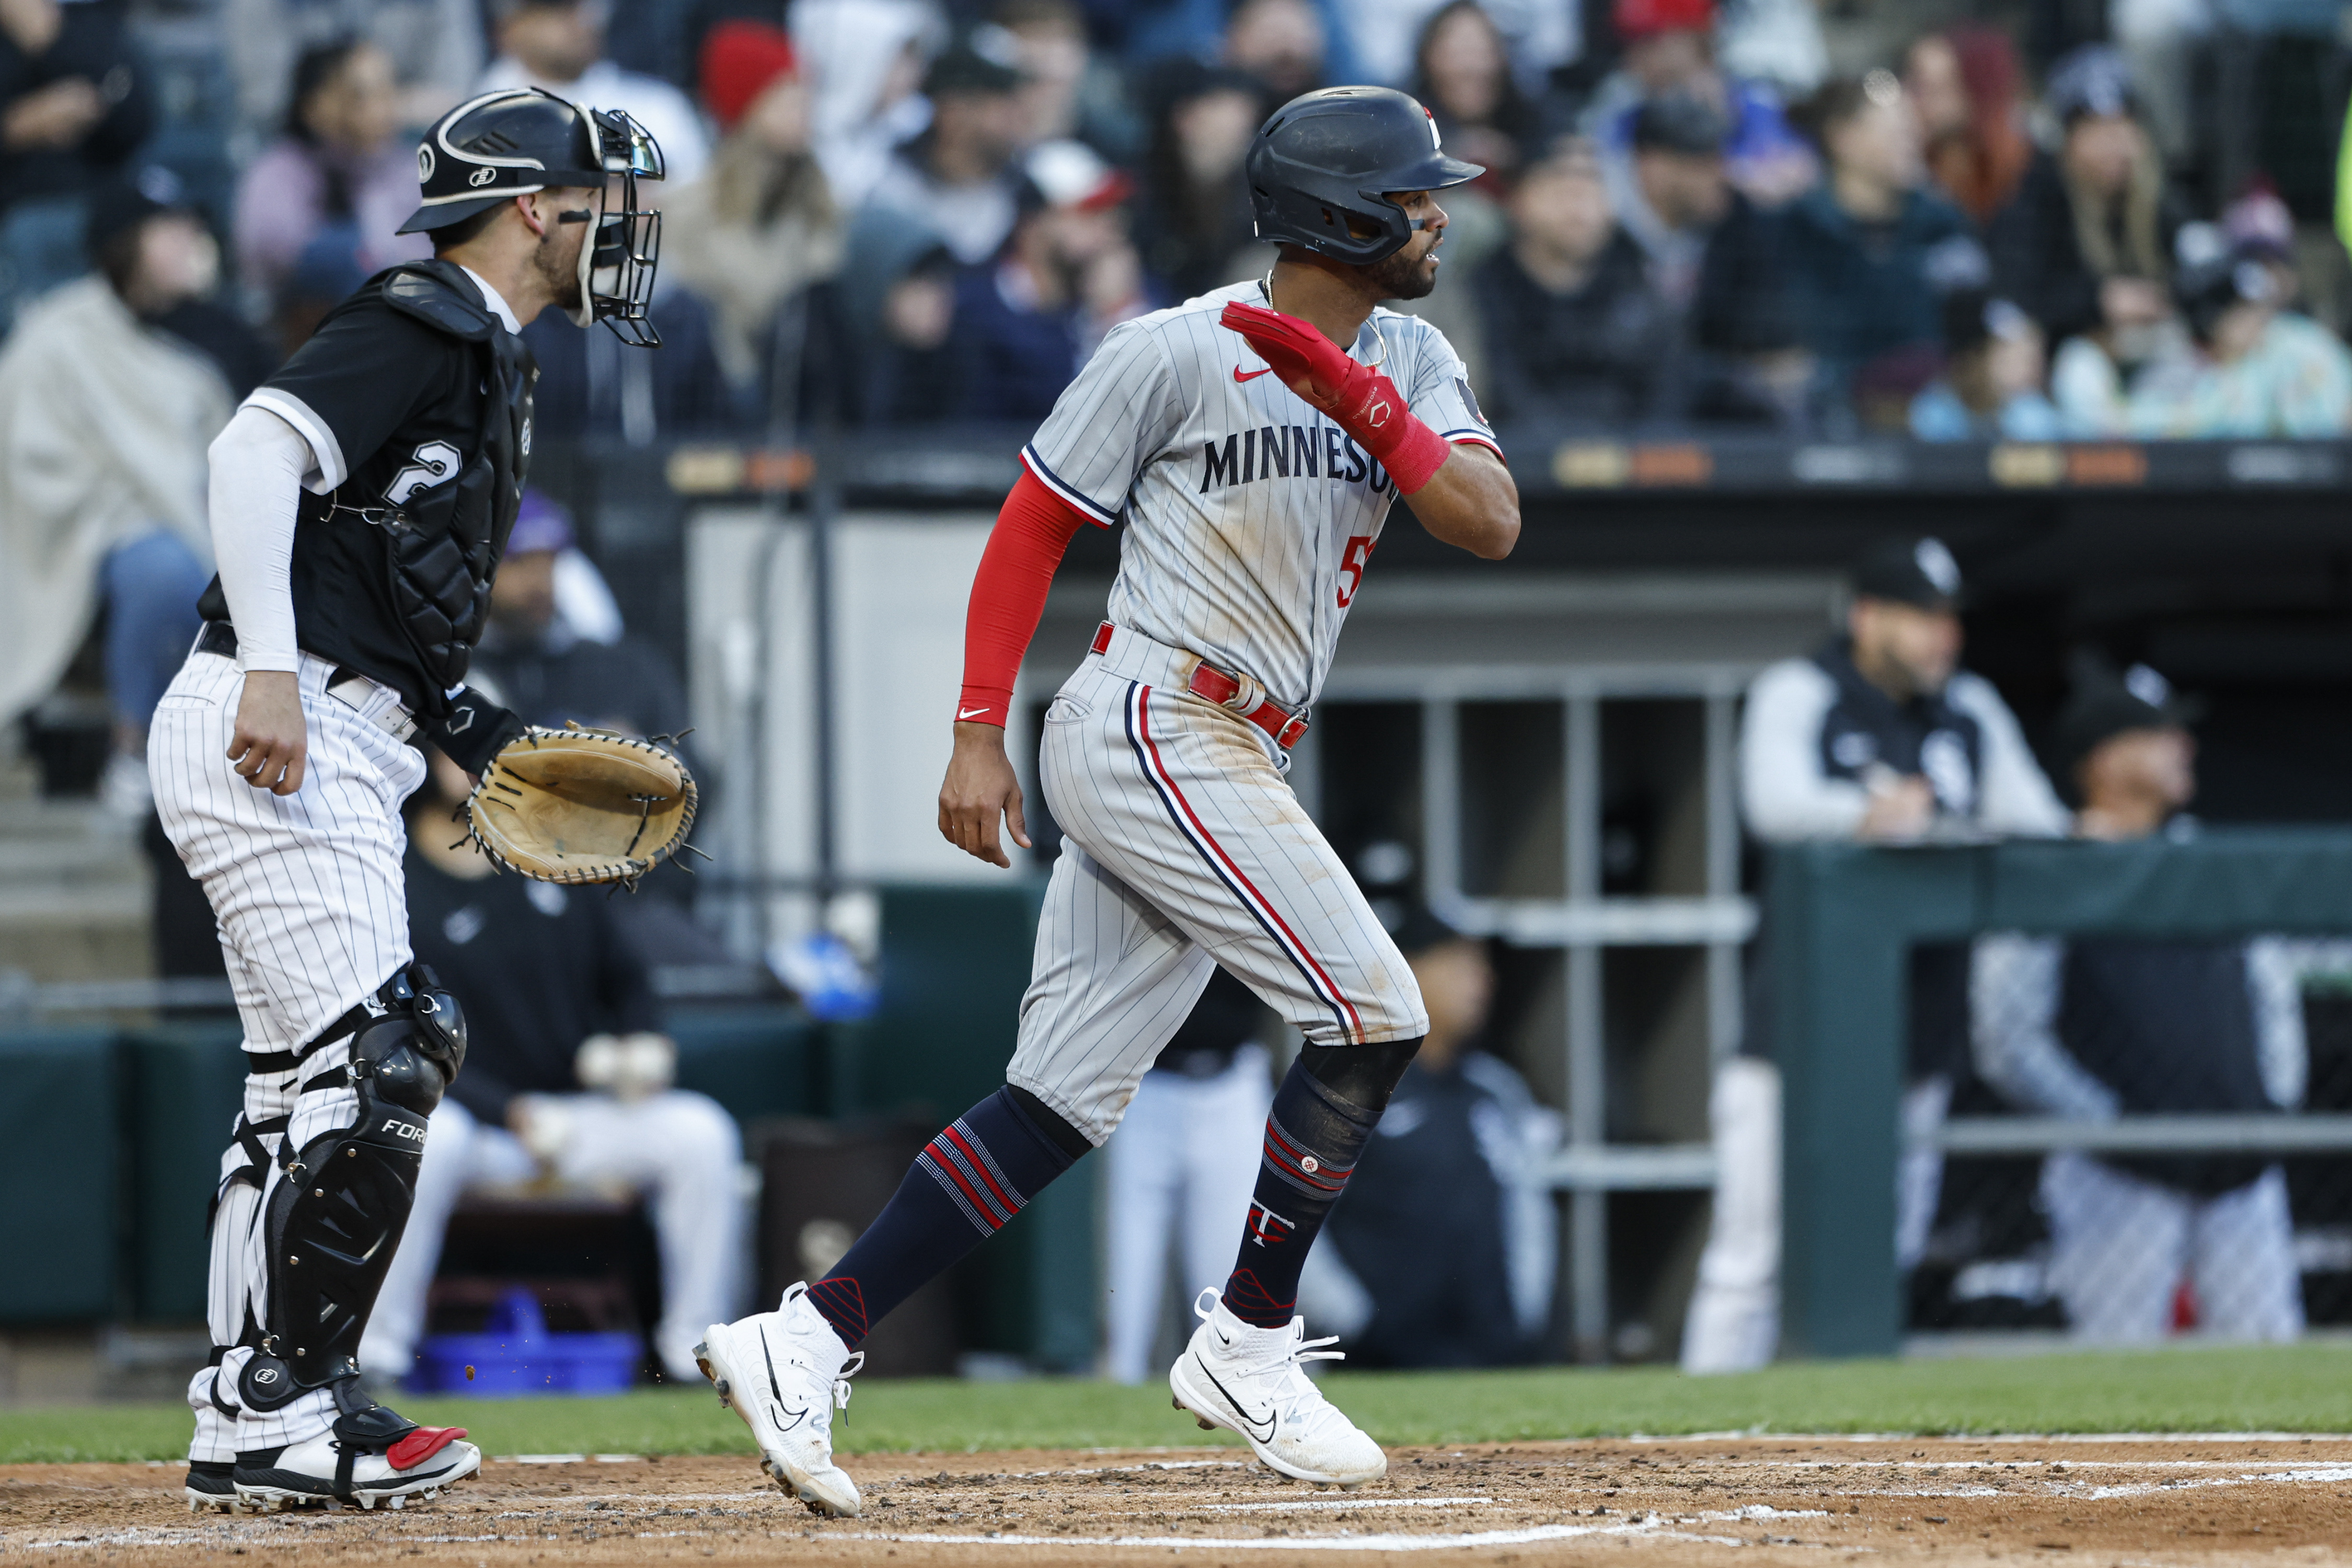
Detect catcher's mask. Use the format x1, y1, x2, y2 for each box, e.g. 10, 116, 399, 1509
399, 88, 666, 347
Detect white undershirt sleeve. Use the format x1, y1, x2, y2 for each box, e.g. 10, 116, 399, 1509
1945, 672, 2071, 837
206, 404, 316, 675
1739, 659, 1870, 841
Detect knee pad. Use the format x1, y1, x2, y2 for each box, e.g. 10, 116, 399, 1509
240, 970, 466, 1408
1297, 1036, 1423, 1116
363, 963, 466, 1112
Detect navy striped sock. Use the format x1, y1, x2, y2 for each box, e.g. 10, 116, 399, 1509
804, 1088, 1079, 1347
1223, 1062, 1380, 1328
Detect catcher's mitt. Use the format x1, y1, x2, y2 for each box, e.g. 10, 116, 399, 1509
464, 723, 697, 887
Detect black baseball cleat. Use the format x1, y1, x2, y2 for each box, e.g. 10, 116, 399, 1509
184, 1460, 243, 1513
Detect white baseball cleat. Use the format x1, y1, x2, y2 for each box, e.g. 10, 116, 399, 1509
1168, 1288, 1386, 1488
696, 1282, 866, 1517
233, 1425, 479, 1511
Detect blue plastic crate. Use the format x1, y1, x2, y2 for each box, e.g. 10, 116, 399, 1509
414, 1288, 641, 1397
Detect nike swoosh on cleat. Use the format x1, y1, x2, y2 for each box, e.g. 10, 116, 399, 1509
1197, 1359, 1277, 1444
771, 1402, 809, 1433
761, 1334, 785, 1404
1233, 367, 1273, 383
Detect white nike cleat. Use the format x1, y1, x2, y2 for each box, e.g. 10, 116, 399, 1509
696, 1283, 866, 1517
233, 1424, 479, 1512
1168, 1288, 1386, 1488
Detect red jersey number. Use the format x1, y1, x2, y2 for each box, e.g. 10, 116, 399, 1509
1336, 534, 1377, 607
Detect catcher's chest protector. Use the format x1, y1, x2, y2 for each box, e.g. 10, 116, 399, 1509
376, 261, 538, 699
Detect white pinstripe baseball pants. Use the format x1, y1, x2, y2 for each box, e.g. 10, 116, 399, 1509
1007, 629, 1425, 1145
151, 647, 425, 1055
152, 644, 427, 1454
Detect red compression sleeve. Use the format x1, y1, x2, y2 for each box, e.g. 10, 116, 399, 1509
955, 469, 1090, 728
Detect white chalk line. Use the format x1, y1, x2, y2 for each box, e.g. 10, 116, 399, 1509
1612, 1431, 2352, 1445
1198, 1497, 1490, 1514
829, 1506, 1826, 1553
1649, 1457, 2352, 1472
831, 1524, 1754, 1552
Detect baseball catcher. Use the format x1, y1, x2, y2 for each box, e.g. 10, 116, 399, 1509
153, 87, 666, 1513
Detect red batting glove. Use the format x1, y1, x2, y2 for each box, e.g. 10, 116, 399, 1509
1219, 299, 1452, 493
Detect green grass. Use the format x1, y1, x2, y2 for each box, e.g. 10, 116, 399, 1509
7, 1344, 2349, 1465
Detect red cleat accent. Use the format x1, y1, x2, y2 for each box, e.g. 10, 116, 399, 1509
387, 1426, 468, 1471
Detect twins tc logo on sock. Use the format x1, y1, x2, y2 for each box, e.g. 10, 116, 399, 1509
1244, 1200, 1297, 1248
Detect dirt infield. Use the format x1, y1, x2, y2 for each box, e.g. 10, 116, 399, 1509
5, 1436, 2348, 1564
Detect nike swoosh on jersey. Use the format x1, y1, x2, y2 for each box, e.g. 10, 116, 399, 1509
1199, 1358, 1278, 1444
1233, 366, 1274, 383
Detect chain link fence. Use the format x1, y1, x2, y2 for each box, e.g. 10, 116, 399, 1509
1769, 833, 2352, 1357
1912, 943, 2352, 1343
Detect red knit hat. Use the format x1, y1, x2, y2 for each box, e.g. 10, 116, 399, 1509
1614, 0, 1714, 41
700, 19, 799, 132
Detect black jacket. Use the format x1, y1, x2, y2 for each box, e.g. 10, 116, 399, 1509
1327, 1055, 1528, 1368
405, 844, 664, 1126
0, 0, 153, 212
1986, 151, 2190, 345
523, 287, 741, 441
2059, 938, 2275, 1194
1472, 232, 1675, 427
1777, 185, 1976, 381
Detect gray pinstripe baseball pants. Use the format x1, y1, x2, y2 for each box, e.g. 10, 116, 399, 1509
1008, 633, 1426, 1146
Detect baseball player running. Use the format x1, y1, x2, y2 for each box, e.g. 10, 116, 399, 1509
696, 87, 1518, 1516
160, 89, 665, 1513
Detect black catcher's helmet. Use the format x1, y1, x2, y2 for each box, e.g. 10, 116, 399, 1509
1246, 87, 1484, 266
397, 87, 667, 346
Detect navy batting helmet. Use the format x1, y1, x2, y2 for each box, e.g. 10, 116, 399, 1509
1245, 87, 1484, 266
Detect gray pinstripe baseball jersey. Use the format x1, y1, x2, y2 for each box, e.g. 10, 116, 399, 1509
1001, 283, 1500, 1144
1020, 278, 1498, 713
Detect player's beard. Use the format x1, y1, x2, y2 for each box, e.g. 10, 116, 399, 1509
537, 224, 587, 314
1365, 237, 1440, 302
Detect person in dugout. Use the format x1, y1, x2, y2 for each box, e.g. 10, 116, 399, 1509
1682, 536, 2068, 1372
1972, 659, 2326, 1343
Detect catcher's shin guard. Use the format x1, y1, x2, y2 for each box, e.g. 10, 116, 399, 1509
239, 966, 465, 1411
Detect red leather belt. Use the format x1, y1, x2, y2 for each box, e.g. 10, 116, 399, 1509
1092, 621, 1308, 748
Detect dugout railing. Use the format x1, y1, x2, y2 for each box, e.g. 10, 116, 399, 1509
1770, 830, 2352, 1358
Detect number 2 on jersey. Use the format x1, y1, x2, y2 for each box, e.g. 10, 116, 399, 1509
1336, 534, 1378, 608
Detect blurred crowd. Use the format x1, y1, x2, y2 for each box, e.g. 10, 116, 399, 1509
3, 0, 2351, 446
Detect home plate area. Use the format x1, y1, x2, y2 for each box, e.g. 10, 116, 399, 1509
6, 1437, 2350, 1565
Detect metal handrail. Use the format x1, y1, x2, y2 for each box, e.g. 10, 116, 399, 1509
13, 964, 782, 1016
1934, 1114, 2352, 1156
